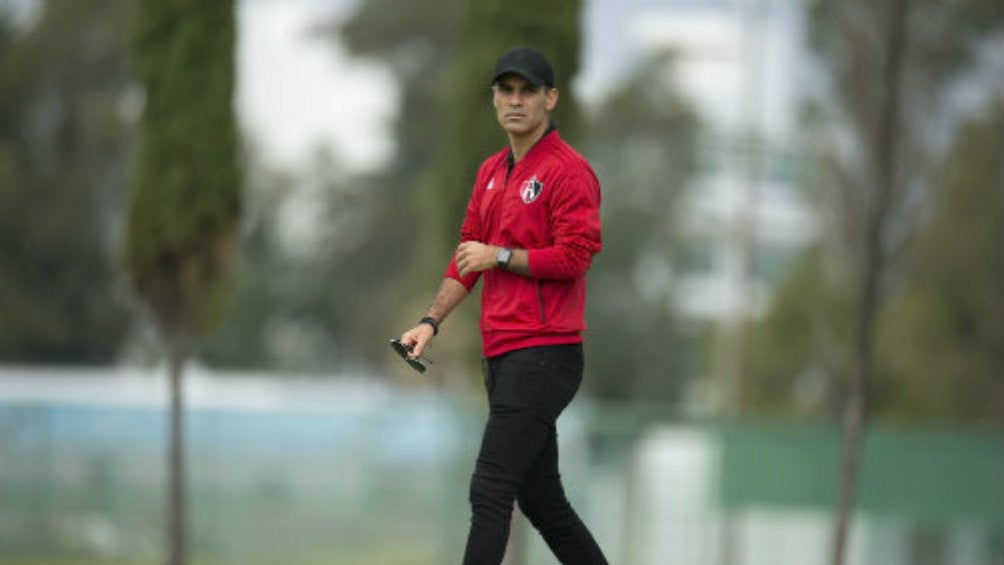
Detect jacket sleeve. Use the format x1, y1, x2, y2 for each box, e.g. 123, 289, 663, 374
443, 170, 487, 292
527, 168, 602, 280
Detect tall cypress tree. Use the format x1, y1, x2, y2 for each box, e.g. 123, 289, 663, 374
126, 1, 240, 563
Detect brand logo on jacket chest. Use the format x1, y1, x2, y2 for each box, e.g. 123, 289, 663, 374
520, 176, 543, 204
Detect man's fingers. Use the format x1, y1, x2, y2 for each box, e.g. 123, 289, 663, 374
400, 324, 435, 358
456, 245, 467, 277
456, 241, 486, 277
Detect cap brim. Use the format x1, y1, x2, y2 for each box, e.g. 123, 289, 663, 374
492, 68, 547, 86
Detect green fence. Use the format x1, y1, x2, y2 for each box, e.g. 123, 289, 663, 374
720, 420, 1003, 523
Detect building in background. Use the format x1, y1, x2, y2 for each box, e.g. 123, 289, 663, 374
575, 0, 820, 410
626, 0, 816, 322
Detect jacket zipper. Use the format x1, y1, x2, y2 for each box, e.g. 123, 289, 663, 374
537, 282, 546, 323
503, 153, 546, 324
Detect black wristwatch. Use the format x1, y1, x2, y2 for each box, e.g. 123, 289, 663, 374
496, 247, 512, 269
419, 316, 439, 335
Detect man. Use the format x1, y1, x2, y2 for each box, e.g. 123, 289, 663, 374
398, 47, 609, 565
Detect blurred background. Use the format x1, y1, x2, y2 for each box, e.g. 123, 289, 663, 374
0, 0, 1001, 564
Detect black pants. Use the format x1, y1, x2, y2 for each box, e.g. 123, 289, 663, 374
461, 343, 609, 565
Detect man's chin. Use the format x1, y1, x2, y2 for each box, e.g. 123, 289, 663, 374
502, 123, 533, 137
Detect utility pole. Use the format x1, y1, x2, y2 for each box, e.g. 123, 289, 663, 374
719, 0, 766, 563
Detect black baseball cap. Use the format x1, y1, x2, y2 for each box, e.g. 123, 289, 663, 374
492, 47, 555, 88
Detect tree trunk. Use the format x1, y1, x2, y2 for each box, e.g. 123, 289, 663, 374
166, 329, 189, 565
830, 1, 909, 564
831, 375, 866, 565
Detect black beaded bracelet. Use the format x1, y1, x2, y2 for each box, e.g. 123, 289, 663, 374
419, 316, 439, 336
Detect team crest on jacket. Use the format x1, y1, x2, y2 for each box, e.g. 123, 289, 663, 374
520, 176, 543, 203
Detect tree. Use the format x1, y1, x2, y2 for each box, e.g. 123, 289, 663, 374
878, 98, 1003, 423
0, 0, 133, 364
199, 151, 403, 372
340, 0, 464, 192
812, 4, 911, 559
231, 0, 474, 376
583, 51, 703, 402
798, 0, 1002, 561
745, 249, 854, 418
126, 1, 240, 563
195, 156, 288, 369
750, 0, 1003, 421
340, 0, 466, 294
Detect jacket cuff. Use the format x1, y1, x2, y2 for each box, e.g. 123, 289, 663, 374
445, 258, 481, 291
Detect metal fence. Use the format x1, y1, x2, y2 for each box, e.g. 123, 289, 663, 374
0, 367, 1000, 565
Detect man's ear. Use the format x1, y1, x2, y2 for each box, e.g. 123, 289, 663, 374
546, 88, 559, 111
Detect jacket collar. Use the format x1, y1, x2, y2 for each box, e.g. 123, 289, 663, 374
506, 121, 557, 170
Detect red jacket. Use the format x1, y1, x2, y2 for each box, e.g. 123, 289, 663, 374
445, 129, 602, 358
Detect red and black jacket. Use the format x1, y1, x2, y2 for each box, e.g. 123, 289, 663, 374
445, 128, 602, 358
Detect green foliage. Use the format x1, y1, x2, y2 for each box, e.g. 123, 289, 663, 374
0, 0, 133, 363
340, 0, 468, 364
877, 99, 1004, 423
199, 155, 408, 371
748, 0, 1003, 423
341, 0, 464, 213
127, 0, 240, 339
583, 52, 704, 401
195, 164, 285, 369
746, 250, 854, 417
809, 0, 1003, 88
341, 0, 468, 264
204, 0, 473, 373
747, 99, 1004, 424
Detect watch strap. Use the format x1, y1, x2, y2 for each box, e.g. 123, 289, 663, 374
419, 316, 439, 336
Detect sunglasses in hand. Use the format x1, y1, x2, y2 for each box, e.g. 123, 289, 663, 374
389, 339, 433, 374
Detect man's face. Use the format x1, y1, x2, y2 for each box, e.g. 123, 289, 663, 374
492, 74, 558, 137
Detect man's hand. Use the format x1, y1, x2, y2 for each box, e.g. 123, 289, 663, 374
456, 241, 500, 278
399, 322, 435, 359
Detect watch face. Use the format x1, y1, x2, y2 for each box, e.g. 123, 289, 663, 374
498, 247, 512, 265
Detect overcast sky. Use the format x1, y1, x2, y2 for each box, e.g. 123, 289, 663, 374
6, 0, 804, 174
237, 0, 398, 173
236, 0, 664, 174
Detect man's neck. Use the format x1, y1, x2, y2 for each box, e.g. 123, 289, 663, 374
508, 120, 552, 162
